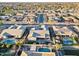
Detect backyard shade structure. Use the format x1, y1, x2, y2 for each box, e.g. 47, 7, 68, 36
1, 38, 17, 45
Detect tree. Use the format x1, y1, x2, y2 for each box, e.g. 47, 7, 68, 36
17, 3, 24, 10
0, 10, 5, 16
2, 6, 14, 15
0, 18, 3, 26
74, 36, 79, 42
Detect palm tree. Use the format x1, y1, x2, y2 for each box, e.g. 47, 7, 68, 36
74, 36, 79, 42
0, 18, 3, 26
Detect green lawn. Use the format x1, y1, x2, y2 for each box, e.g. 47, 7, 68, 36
0, 20, 3, 26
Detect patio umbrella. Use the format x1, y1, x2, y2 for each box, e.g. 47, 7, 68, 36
1, 38, 17, 45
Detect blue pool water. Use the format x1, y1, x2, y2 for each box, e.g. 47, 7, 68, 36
37, 48, 50, 52
63, 37, 73, 45
37, 14, 44, 23
1, 38, 16, 44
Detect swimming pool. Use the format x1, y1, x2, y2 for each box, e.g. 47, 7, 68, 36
1, 38, 17, 45
37, 14, 44, 23
63, 37, 73, 45
37, 48, 50, 52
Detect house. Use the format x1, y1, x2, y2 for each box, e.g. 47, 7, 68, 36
1, 25, 26, 38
